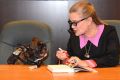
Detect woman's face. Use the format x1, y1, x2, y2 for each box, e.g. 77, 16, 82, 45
69, 12, 90, 36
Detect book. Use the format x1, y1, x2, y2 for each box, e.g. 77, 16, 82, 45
47, 65, 97, 73
47, 65, 74, 73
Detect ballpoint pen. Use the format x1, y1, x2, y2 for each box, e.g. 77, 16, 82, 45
58, 48, 63, 64
58, 48, 63, 51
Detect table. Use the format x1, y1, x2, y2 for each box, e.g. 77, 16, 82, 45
0, 65, 120, 80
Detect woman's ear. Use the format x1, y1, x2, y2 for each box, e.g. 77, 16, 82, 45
86, 17, 92, 25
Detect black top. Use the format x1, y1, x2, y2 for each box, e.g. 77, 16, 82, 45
67, 25, 120, 67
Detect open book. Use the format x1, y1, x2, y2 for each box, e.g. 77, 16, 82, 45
47, 65, 97, 73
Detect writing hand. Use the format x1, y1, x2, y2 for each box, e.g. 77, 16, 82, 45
56, 48, 69, 60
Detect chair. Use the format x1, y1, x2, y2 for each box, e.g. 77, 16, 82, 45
103, 20, 120, 64
103, 20, 120, 42
0, 20, 52, 64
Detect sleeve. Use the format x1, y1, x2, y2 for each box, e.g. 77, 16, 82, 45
85, 60, 97, 67
94, 27, 120, 67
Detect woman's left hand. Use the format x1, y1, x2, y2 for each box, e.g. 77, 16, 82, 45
68, 56, 89, 67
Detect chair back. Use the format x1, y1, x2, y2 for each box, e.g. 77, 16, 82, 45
0, 20, 52, 64
103, 20, 120, 42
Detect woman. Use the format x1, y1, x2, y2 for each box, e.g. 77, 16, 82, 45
56, 1, 120, 68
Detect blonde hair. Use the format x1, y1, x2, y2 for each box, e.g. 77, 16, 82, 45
69, 1, 102, 25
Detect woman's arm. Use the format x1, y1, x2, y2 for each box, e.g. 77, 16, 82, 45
94, 27, 120, 67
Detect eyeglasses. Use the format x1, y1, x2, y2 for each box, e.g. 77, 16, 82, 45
68, 17, 88, 26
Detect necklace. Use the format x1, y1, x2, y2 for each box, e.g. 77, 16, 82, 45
84, 43, 91, 58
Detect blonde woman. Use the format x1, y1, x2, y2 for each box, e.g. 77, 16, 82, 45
56, 1, 120, 68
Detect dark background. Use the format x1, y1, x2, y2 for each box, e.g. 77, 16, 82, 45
0, 0, 120, 64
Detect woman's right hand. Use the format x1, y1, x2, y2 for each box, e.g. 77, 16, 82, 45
56, 49, 69, 60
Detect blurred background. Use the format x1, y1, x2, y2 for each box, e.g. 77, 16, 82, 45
0, 0, 120, 64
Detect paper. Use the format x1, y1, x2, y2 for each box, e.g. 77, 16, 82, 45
47, 65, 97, 73
47, 65, 75, 73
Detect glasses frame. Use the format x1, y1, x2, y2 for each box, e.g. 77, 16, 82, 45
68, 17, 88, 26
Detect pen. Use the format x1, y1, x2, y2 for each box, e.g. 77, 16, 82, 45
58, 48, 63, 64
58, 48, 63, 51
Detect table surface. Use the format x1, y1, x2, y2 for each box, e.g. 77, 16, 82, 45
0, 65, 120, 80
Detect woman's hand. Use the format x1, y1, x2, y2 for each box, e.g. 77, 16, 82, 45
56, 48, 69, 60
68, 56, 89, 67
